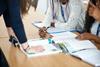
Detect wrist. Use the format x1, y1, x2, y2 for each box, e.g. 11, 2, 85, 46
21, 42, 29, 49
90, 34, 98, 41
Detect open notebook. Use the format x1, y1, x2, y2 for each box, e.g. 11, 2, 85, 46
20, 39, 62, 58
71, 49, 100, 67
52, 32, 97, 52
51, 32, 100, 66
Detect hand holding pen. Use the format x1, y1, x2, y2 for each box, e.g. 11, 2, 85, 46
75, 32, 94, 40
39, 27, 53, 39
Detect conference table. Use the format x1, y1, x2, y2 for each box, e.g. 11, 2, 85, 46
0, 21, 94, 67
0, 38, 94, 67
0, 8, 99, 67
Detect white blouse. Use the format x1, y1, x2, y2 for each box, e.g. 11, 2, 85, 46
91, 22, 100, 36
43, 0, 85, 31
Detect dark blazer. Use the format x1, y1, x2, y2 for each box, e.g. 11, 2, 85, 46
0, 0, 27, 44
0, 0, 6, 16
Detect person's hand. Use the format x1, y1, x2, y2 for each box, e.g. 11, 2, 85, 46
76, 32, 94, 40
21, 42, 29, 49
38, 27, 53, 39
38, 27, 48, 39
21, 42, 45, 53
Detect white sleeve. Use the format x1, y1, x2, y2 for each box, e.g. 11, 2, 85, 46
66, 0, 84, 30
43, 5, 53, 27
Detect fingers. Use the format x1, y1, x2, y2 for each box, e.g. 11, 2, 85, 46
39, 27, 48, 39
38, 26, 53, 39
39, 27, 47, 32
39, 31, 46, 39
76, 33, 90, 40
76, 35, 81, 40
76, 34, 84, 40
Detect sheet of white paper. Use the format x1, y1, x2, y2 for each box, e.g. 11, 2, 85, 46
32, 22, 67, 34
47, 27, 67, 34
52, 31, 77, 39
21, 39, 62, 58
32, 21, 44, 28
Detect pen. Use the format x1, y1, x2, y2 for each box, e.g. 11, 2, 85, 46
58, 43, 69, 53
39, 26, 50, 32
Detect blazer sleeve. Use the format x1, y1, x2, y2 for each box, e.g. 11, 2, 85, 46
7, 0, 27, 44
0, 0, 6, 16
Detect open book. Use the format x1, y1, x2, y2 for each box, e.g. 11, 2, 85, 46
51, 32, 100, 66
21, 39, 62, 58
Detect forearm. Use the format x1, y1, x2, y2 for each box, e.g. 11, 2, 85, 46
92, 36, 100, 44
8, 0, 27, 44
